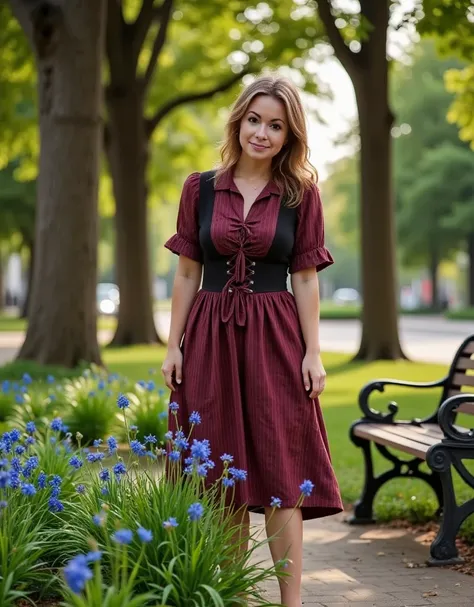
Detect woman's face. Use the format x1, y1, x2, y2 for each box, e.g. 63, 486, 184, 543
239, 94, 289, 162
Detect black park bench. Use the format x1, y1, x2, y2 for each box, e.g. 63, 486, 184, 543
348, 334, 474, 566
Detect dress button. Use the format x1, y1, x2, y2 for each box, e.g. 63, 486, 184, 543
252, 261, 256, 266
228, 288, 233, 293
227, 270, 231, 275
250, 280, 254, 285
249, 289, 254, 293
226, 260, 231, 266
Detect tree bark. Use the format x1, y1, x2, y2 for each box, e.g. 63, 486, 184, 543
429, 247, 439, 311
10, 0, 105, 367
318, 0, 405, 360
467, 232, 474, 307
20, 239, 34, 319
105, 86, 160, 345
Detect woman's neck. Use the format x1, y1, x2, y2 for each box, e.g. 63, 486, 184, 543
233, 155, 272, 181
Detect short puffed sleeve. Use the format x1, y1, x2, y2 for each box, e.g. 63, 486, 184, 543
164, 172, 202, 263
289, 184, 334, 274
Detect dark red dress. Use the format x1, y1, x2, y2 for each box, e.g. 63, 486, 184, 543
165, 170, 343, 520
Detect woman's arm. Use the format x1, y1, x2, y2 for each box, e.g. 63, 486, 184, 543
162, 256, 202, 390
291, 268, 326, 399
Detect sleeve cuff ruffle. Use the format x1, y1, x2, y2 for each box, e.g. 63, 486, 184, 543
164, 233, 202, 263
290, 246, 334, 274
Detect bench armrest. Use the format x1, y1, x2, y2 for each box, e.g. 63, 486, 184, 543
358, 377, 448, 423
438, 393, 474, 444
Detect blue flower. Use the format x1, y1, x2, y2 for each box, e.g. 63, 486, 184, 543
168, 451, 180, 462
299, 479, 314, 497
87, 452, 105, 463
100, 486, 108, 495
99, 469, 110, 482
92, 513, 104, 526
158, 411, 168, 419
0, 500, 7, 509
21, 483, 36, 496
107, 436, 118, 454
26, 421, 36, 434
190, 439, 211, 462
22, 373, 32, 385
137, 526, 153, 543
113, 462, 126, 477
164, 431, 173, 441
174, 438, 189, 451
47, 375, 55, 384
270, 496, 282, 508
112, 529, 133, 545
188, 502, 204, 522
130, 425, 138, 432
144, 434, 157, 444
37, 472, 47, 489
93, 439, 103, 448
147, 381, 155, 391
48, 497, 64, 512
50, 418, 63, 432
197, 465, 208, 478
0, 471, 11, 489
222, 477, 235, 488
189, 411, 201, 425
69, 456, 83, 469
229, 467, 247, 482
85, 551, 102, 563
76, 484, 86, 494
15, 445, 25, 456
15, 395, 24, 405
25, 436, 35, 446
64, 554, 93, 594
49, 475, 63, 488
9, 429, 21, 443
130, 440, 146, 456
220, 453, 234, 464
163, 517, 178, 530
169, 402, 179, 413
117, 394, 130, 409
97, 380, 105, 391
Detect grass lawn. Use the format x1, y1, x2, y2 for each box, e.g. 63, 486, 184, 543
1, 345, 473, 539
0, 314, 117, 332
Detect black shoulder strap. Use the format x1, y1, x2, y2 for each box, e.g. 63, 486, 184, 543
198, 170, 217, 226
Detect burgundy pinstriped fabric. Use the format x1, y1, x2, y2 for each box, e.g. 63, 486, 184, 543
164, 171, 343, 520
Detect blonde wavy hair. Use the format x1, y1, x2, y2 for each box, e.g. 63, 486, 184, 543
216, 74, 318, 207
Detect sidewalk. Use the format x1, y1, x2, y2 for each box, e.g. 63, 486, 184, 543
254, 512, 474, 606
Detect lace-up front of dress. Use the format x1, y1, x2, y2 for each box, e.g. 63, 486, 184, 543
221, 225, 256, 326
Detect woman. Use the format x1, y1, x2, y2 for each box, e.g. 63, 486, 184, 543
162, 75, 342, 607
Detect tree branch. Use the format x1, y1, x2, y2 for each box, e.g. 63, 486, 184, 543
146, 70, 246, 136
130, 0, 155, 66
317, 0, 360, 77
106, 0, 126, 82
143, 0, 174, 90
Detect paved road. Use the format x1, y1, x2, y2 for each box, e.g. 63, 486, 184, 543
0, 314, 473, 367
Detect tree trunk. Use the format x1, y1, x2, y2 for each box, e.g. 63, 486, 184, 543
318, 0, 405, 360
105, 88, 160, 346
10, 0, 105, 367
21, 239, 34, 319
0, 251, 4, 312
467, 232, 474, 308
429, 247, 439, 311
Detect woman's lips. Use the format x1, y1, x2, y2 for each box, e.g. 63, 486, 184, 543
250, 142, 269, 150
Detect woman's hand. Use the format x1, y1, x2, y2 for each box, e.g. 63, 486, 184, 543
161, 346, 183, 391
302, 352, 326, 399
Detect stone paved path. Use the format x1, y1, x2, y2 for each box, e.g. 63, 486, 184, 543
252, 513, 474, 606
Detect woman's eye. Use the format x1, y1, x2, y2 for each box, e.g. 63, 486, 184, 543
271, 124, 281, 130
248, 116, 258, 123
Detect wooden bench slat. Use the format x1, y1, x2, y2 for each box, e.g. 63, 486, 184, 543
383, 424, 443, 447
463, 342, 474, 355
453, 372, 474, 388
456, 357, 474, 371
458, 403, 474, 415
353, 424, 431, 459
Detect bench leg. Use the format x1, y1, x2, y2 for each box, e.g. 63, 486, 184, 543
427, 448, 474, 566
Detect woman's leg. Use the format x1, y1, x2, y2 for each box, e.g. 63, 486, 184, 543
265, 507, 303, 607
